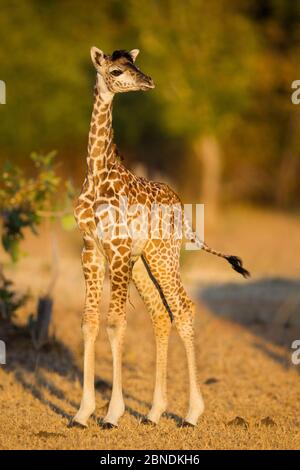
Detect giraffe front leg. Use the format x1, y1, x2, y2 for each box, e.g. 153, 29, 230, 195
102, 248, 131, 428
69, 236, 106, 428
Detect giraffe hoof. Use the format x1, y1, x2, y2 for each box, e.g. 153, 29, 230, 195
141, 417, 156, 426
181, 420, 195, 428
67, 418, 87, 429
101, 421, 117, 430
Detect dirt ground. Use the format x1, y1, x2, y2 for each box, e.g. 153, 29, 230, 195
0, 206, 300, 450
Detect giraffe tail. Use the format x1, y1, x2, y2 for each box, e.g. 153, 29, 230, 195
184, 219, 250, 279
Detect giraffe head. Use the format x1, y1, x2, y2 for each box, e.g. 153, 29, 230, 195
91, 47, 155, 94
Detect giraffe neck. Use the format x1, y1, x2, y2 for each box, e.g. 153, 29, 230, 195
87, 74, 115, 176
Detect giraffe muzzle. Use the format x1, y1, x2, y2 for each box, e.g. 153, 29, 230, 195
139, 76, 155, 91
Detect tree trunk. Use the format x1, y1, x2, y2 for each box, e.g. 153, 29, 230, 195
32, 296, 53, 349
193, 135, 222, 227
276, 115, 299, 208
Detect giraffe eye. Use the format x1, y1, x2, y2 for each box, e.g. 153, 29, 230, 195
110, 69, 123, 77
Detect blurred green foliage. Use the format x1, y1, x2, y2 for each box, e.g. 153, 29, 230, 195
0, 0, 299, 206
0, 274, 28, 321
0, 151, 74, 262
0, 151, 74, 321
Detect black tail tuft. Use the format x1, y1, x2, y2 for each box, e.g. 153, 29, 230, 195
225, 255, 250, 279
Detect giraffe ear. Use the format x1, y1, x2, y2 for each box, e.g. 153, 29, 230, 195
129, 49, 140, 63
91, 46, 105, 69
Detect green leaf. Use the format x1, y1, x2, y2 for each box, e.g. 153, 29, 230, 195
61, 213, 76, 231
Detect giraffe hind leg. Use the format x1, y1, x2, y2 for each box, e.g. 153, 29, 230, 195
132, 257, 171, 424
175, 302, 205, 425
137, 245, 204, 426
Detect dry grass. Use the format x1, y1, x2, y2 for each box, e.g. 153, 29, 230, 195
0, 206, 300, 450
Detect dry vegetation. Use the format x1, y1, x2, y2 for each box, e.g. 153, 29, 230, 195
0, 207, 300, 450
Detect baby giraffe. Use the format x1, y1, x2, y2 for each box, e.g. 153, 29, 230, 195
70, 47, 249, 429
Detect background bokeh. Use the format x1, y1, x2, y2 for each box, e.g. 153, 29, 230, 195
1, 0, 300, 208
